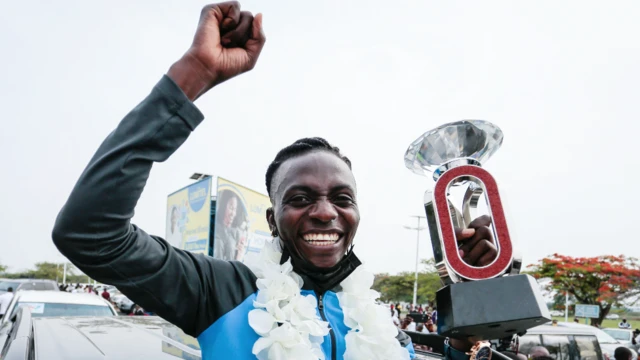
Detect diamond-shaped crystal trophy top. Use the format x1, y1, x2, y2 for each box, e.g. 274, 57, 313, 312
405, 120, 548, 341
404, 119, 504, 180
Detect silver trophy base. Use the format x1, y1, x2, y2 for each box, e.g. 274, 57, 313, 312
436, 274, 551, 340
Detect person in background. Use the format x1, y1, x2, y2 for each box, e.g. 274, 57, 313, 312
529, 346, 551, 359
425, 316, 436, 334
101, 288, 111, 301
431, 306, 438, 325
614, 347, 633, 360
391, 308, 400, 327
396, 303, 403, 318
0, 287, 14, 319
417, 305, 424, 314
503, 352, 528, 360
401, 316, 415, 331
619, 319, 632, 329
129, 304, 146, 316
390, 304, 398, 318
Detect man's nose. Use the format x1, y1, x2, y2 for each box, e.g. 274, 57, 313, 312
308, 199, 338, 222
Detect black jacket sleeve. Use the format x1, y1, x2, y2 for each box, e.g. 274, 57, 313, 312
52, 75, 257, 337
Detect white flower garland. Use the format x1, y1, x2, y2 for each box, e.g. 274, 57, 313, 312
245, 239, 410, 360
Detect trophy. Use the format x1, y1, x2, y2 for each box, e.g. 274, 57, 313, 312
404, 120, 550, 340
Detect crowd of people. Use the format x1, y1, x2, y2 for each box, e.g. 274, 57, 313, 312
390, 304, 437, 332
58, 283, 148, 316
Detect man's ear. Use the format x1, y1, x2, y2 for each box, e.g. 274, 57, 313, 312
266, 207, 276, 236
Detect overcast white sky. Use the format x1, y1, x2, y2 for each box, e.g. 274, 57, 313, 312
1, 1, 639, 275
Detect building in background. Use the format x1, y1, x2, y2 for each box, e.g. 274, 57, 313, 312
166, 176, 271, 263
165, 177, 213, 256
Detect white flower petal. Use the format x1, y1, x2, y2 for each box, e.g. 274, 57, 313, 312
340, 267, 374, 293
252, 336, 274, 358
267, 342, 288, 360
248, 309, 277, 336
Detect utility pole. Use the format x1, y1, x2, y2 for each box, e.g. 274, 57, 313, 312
565, 292, 569, 322
404, 215, 426, 307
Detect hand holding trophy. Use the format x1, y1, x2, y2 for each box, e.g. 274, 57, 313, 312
404, 120, 550, 344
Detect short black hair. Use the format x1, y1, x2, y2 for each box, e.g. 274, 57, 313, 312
614, 347, 632, 360
7, 287, 13, 292
265, 137, 352, 198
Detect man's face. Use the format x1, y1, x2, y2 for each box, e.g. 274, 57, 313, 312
224, 197, 238, 227
268, 151, 360, 268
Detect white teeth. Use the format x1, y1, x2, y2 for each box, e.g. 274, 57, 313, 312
306, 240, 334, 247
303, 233, 340, 243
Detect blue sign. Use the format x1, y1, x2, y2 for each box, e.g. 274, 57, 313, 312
575, 304, 600, 318
188, 179, 211, 212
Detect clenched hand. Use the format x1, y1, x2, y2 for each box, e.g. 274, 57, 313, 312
455, 215, 497, 267
168, 1, 266, 100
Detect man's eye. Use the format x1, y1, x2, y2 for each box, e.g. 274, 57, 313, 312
334, 195, 355, 206
289, 195, 311, 204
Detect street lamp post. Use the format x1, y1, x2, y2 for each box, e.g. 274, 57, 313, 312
404, 215, 426, 307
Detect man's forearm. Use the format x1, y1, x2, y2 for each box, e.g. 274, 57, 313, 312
52, 75, 204, 263
167, 54, 217, 102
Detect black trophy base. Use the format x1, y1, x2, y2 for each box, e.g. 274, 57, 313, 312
436, 274, 551, 340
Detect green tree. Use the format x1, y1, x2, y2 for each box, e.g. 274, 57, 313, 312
30, 262, 62, 280
528, 254, 640, 326
0, 263, 7, 275
1, 261, 93, 284
373, 258, 442, 305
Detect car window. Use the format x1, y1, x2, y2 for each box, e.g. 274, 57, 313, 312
17, 283, 37, 291
541, 335, 572, 360
0, 281, 20, 292
574, 335, 602, 360
15, 302, 114, 317
519, 334, 542, 356
593, 329, 619, 344
602, 329, 630, 341
33, 283, 51, 291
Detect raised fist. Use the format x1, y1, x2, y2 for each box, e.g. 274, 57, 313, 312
168, 2, 266, 100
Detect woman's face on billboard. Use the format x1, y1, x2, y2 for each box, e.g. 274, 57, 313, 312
224, 196, 238, 227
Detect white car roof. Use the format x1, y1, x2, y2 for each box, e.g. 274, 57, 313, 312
526, 321, 602, 335
15, 291, 110, 306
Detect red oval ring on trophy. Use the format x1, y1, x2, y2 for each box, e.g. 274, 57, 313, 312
433, 165, 512, 281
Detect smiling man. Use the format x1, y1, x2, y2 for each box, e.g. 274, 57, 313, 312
266, 149, 359, 270
52, 2, 496, 359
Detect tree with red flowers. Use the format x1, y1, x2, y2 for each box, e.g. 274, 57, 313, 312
528, 254, 640, 326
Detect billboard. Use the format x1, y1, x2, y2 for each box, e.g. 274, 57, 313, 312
213, 177, 271, 262
165, 177, 212, 255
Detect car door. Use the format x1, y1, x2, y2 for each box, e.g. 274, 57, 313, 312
541, 334, 572, 360
573, 335, 603, 360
